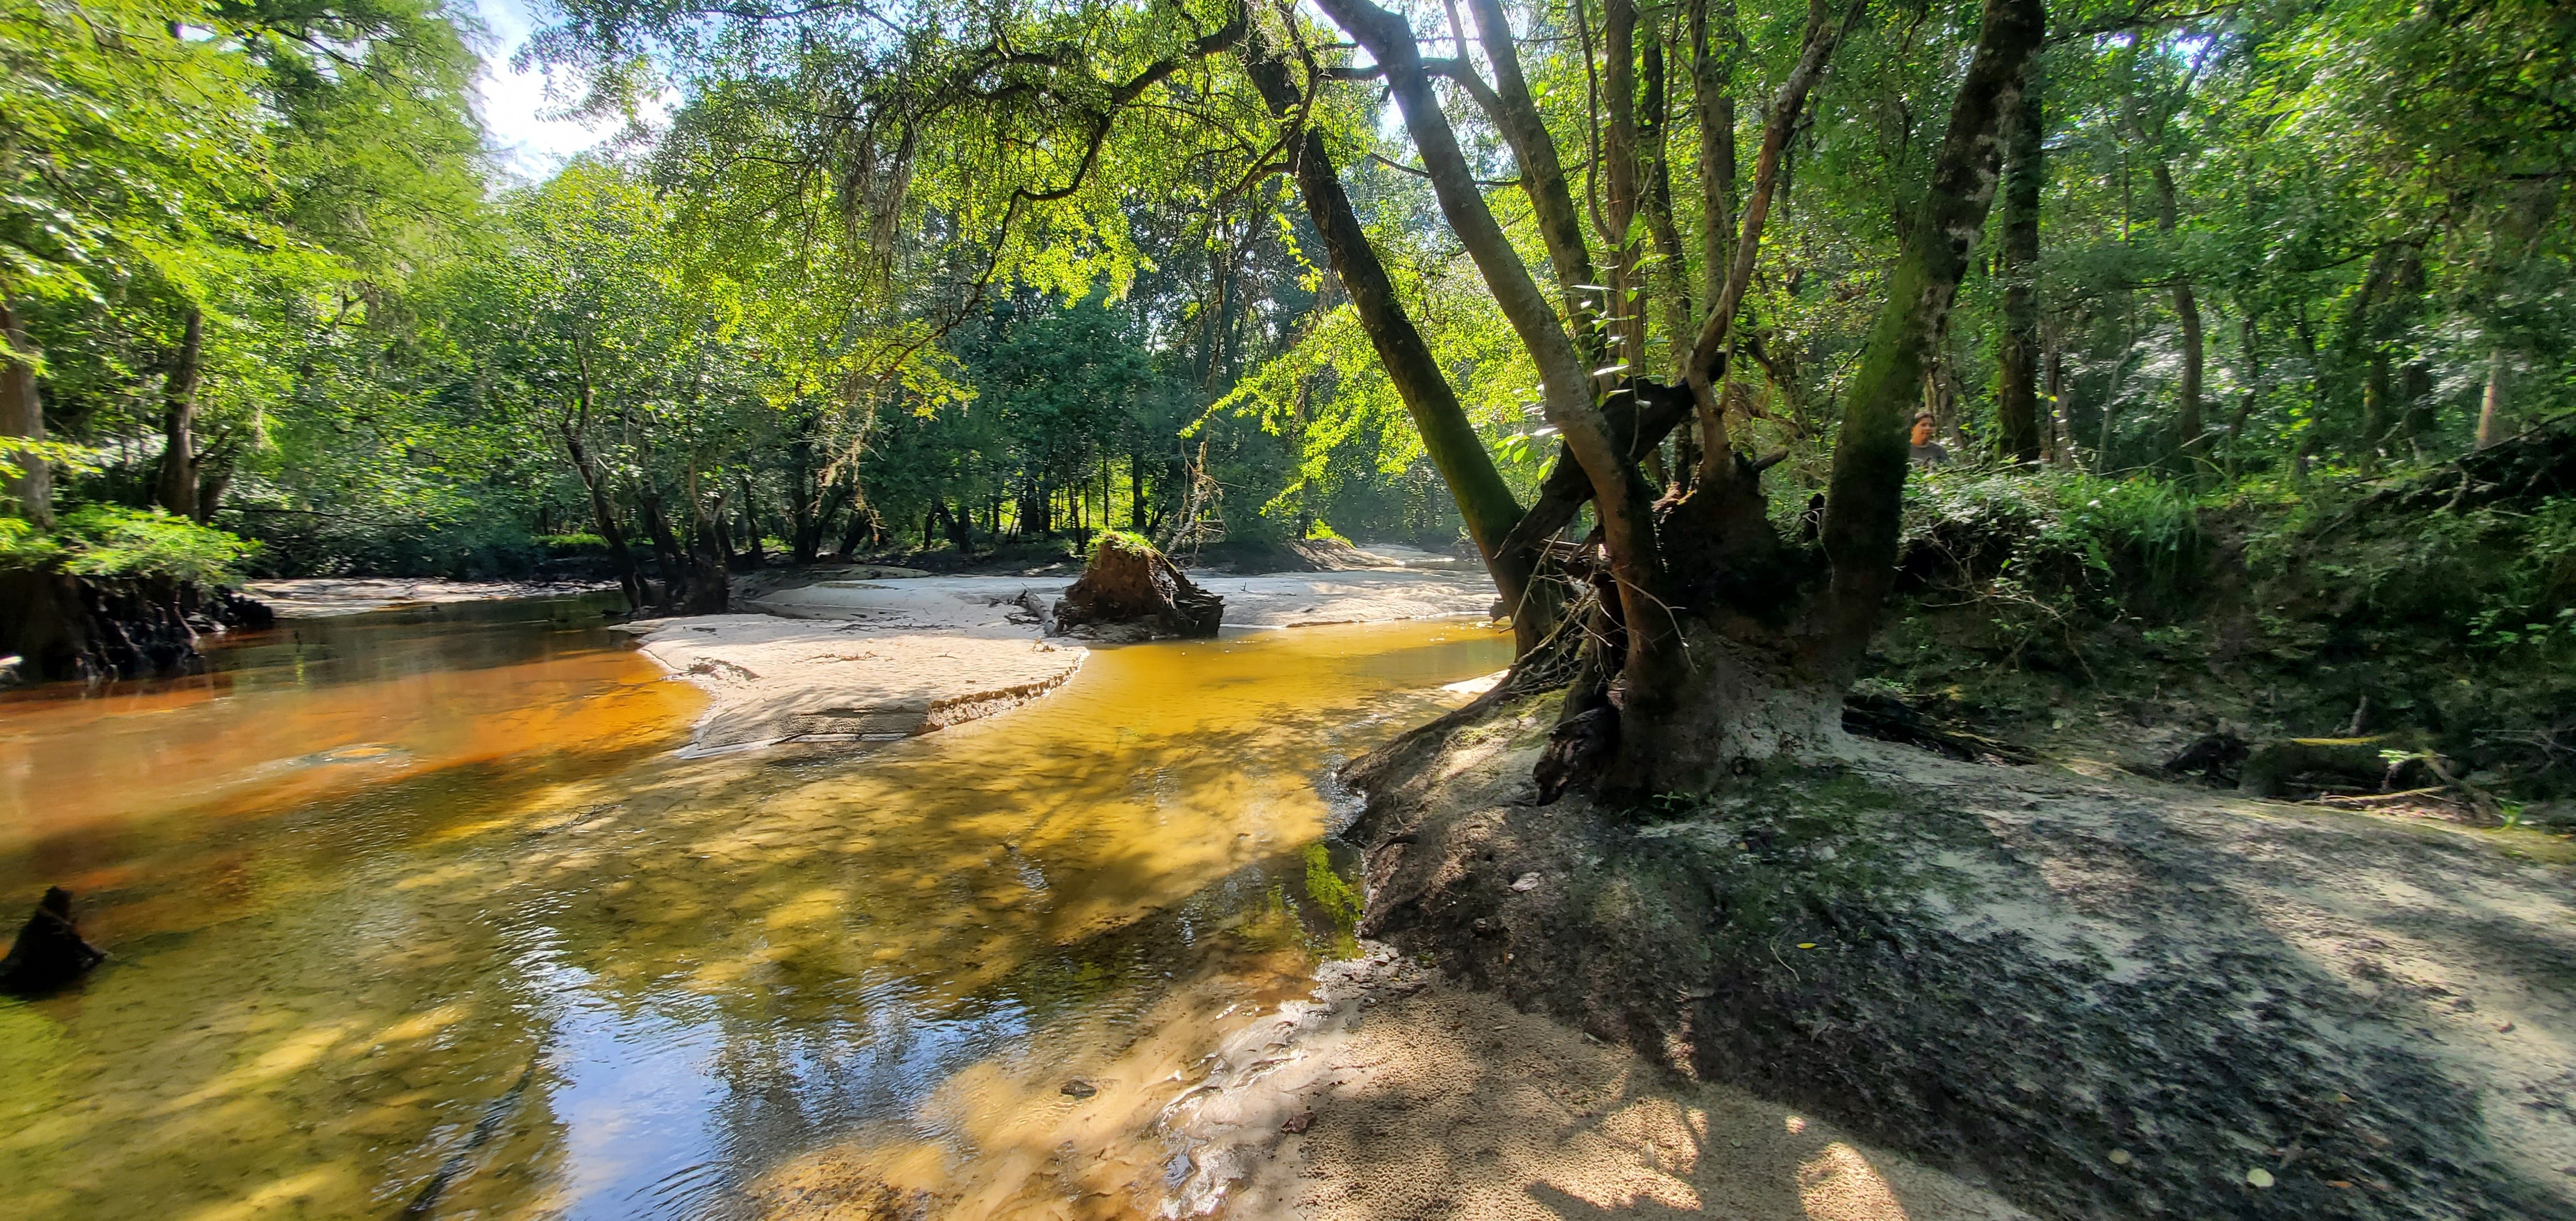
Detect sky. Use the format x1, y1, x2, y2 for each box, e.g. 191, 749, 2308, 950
465, 0, 632, 180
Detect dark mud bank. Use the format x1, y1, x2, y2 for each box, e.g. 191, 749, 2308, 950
1341, 696, 2576, 1220
0, 570, 273, 682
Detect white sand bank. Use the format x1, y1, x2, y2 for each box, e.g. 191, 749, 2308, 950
621, 616, 1085, 755
747, 569, 1497, 630
244, 577, 615, 617
634, 564, 1497, 754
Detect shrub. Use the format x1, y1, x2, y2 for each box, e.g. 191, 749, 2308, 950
0, 516, 63, 569
1, 505, 262, 583
538, 532, 611, 559
1901, 466, 2208, 600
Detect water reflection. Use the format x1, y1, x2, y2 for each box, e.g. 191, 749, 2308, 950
0, 604, 1508, 1219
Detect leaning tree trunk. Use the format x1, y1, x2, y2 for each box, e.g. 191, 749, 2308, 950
636, 483, 690, 608
1316, 0, 1670, 688
1242, 34, 1549, 651
1298, 0, 2039, 801
561, 425, 646, 610
0, 298, 48, 527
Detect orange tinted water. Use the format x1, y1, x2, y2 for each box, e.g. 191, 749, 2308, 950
0, 597, 1508, 1219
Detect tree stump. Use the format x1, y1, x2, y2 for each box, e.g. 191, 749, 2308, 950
0, 887, 107, 996
1050, 533, 1223, 641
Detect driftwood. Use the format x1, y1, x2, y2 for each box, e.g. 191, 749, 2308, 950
2239, 731, 2432, 797
2167, 730, 2505, 818
1841, 690, 2036, 764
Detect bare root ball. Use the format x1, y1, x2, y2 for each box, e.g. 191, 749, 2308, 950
1050, 533, 1223, 641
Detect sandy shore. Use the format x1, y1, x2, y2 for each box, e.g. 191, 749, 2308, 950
629, 561, 1498, 754
621, 616, 1086, 755
1163, 945, 2029, 1220
243, 577, 615, 617
745, 567, 1497, 629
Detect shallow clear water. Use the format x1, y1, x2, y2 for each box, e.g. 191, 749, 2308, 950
0, 597, 1508, 1219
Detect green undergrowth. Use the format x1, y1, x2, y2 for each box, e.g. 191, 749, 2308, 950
1875, 461, 2576, 797
0, 506, 261, 584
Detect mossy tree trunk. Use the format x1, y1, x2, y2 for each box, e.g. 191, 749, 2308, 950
1997, 70, 2046, 464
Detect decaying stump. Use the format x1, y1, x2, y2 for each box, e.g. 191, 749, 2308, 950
1050, 534, 1224, 641
0, 887, 107, 996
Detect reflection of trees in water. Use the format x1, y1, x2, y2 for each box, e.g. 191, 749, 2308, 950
2, 621, 1508, 1217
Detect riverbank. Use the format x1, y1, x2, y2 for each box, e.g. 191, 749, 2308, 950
1318, 692, 2576, 1221
1156, 944, 2033, 1220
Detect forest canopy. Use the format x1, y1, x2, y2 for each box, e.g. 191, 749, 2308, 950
2, 0, 2570, 741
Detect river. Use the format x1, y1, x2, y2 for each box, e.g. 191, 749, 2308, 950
0, 595, 1510, 1219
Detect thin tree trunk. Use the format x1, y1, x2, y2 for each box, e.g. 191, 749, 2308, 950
1129, 450, 1147, 530
1317, 0, 1670, 683
1464, 0, 1603, 335
2172, 280, 2204, 466
683, 467, 730, 615
2399, 360, 2435, 458
1603, 0, 1650, 378
1685, 0, 1864, 486
737, 472, 766, 569
2338, 244, 2400, 470
2226, 315, 2260, 477
1996, 72, 2044, 462
155, 307, 205, 519
1641, 16, 1697, 390
2361, 351, 2391, 469
558, 416, 645, 611
0, 297, 49, 527
2476, 347, 2509, 448
2045, 332, 2072, 466
1690, 0, 1739, 306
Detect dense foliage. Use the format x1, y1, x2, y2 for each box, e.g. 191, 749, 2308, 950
0, 0, 2565, 631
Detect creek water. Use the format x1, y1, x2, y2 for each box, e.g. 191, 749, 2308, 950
0, 594, 1510, 1219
